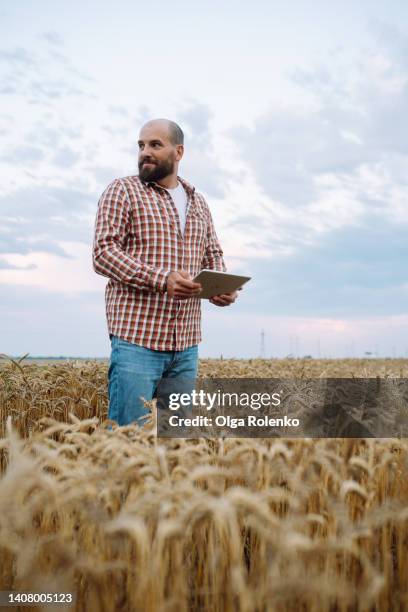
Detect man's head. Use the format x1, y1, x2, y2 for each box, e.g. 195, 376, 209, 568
138, 119, 184, 183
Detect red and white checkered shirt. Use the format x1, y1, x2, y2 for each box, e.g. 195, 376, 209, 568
92, 175, 226, 350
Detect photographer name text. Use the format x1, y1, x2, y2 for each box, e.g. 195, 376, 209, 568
168, 415, 300, 428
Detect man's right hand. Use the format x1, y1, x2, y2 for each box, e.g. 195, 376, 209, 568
167, 270, 202, 300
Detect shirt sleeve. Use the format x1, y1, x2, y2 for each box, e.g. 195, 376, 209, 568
92, 179, 170, 292
201, 200, 227, 272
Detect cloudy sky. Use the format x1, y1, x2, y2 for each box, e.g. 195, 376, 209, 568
1, 0, 407, 358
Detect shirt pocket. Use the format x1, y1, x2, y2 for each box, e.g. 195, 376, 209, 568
186, 209, 207, 244
139, 209, 176, 238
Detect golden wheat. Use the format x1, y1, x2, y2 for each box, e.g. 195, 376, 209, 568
0, 357, 407, 611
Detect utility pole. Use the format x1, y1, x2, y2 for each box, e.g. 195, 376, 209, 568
260, 329, 265, 358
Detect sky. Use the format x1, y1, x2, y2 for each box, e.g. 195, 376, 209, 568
1, 0, 408, 358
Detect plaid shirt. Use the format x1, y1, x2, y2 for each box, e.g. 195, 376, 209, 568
92, 175, 226, 350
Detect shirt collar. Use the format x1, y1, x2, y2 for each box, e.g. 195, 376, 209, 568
176, 176, 195, 196
142, 175, 195, 196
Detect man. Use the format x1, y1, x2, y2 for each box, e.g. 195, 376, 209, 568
93, 118, 237, 426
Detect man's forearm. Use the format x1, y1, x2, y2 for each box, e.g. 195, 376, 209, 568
93, 242, 169, 293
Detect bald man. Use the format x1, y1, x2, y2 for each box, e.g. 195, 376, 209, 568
93, 119, 237, 426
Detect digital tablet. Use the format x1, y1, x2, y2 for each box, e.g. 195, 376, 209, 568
193, 269, 251, 299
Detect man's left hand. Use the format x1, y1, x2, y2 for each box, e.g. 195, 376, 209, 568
209, 290, 238, 307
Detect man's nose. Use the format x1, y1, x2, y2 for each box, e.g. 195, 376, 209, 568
140, 145, 153, 158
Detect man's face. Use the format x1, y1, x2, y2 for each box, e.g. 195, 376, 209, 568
138, 123, 183, 182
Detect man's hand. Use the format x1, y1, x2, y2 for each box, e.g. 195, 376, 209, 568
167, 270, 202, 300
209, 290, 238, 307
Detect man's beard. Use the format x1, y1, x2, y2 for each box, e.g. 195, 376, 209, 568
138, 156, 175, 182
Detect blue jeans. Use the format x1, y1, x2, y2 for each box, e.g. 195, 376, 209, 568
108, 335, 199, 426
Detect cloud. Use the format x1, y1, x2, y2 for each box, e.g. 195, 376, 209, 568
1, 20, 407, 361
0, 38, 95, 111
42, 31, 63, 47
0, 258, 36, 270
52, 146, 80, 168
180, 147, 227, 199
174, 102, 231, 198
0, 185, 95, 217
89, 165, 127, 186
108, 105, 129, 117
28, 78, 88, 101
101, 124, 130, 137
216, 21, 408, 291
368, 19, 408, 70
0, 46, 35, 68
179, 103, 213, 140
228, 24, 408, 217
0, 145, 45, 163
231, 217, 408, 319
26, 123, 82, 148
0, 241, 106, 293
0, 84, 18, 95
0, 183, 98, 259
0, 282, 109, 357
0, 233, 72, 258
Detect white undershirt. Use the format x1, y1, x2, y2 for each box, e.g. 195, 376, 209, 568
166, 181, 188, 234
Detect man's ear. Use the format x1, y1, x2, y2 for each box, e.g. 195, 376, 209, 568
175, 144, 184, 162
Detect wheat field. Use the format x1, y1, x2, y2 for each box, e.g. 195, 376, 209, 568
0, 357, 408, 611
